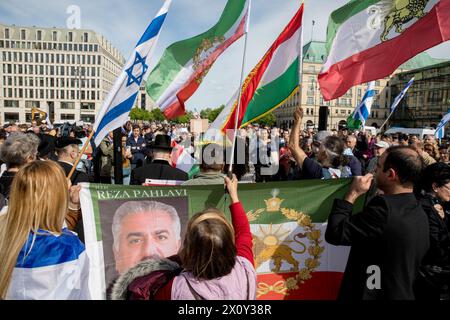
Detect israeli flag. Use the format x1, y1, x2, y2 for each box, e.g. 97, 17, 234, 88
435, 110, 450, 139
390, 77, 414, 113
93, 0, 172, 146
352, 81, 376, 127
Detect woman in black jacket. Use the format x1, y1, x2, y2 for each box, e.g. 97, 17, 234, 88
415, 163, 450, 300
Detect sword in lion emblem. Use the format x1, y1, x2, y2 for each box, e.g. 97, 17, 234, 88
380, 0, 430, 41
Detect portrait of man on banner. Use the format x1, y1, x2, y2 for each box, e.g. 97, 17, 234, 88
97, 197, 189, 288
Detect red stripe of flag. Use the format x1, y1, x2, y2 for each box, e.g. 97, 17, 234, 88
222, 3, 304, 132
163, 14, 248, 119
319, 0, 450, 101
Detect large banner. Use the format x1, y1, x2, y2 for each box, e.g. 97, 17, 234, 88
80, 179, 364, 300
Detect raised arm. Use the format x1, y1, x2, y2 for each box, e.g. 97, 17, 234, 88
288, 107, 308, 169
225, 174, 254, 265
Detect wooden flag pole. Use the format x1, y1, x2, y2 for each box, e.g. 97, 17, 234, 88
68, 129, 95, 180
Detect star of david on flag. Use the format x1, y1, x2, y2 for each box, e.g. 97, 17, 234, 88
125, 52, 148, 87
92, 0, 172, 146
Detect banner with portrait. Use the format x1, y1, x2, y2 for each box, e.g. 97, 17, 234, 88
80, 179, 364, 299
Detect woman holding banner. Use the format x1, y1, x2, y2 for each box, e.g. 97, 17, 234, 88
110, 174, 257, 300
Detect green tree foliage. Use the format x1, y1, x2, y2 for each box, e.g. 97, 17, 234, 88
149, 108, 165, 121
129, 107, 166, 122
200, 105, 225, 122
129, 107, 151, 121
172, 111, 194, 124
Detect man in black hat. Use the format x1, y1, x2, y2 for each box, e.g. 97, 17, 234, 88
55, 136, 89, 185
130, 135, 188, 185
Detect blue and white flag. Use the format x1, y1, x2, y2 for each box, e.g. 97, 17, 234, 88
435, 110, 450, 139
390, 77, 414, 113
347, 81, 376, 129
93, 0, 172, 146
6, 229, 90, 300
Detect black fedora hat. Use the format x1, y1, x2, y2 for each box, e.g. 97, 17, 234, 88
148, 134, 173, 150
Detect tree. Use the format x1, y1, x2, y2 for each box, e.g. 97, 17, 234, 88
209, 105, 224, 122
172, 111, 194, 124
198, 105, 224, 122
129, 107, 150, 121
257, 112, 276, 127
149, 108, 165, 121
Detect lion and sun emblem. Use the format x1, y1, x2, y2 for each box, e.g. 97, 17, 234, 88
379, 0, 430, 41
247, 189, 325, 297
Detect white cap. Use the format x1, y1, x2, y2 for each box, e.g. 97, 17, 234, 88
375, 141, 390, 149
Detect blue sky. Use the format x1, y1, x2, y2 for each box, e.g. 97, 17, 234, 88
1, 0, 449, 111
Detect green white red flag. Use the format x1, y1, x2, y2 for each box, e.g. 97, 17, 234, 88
204, 3, 304, 143
146, 0, 250, 119
319, 0, 450, 100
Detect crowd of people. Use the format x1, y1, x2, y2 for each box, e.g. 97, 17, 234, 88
0, 105, 449, 300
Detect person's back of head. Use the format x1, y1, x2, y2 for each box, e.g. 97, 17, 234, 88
380, 146, 424, 189
199, 143, 224, 173
417, 162, 450, 195
0, 160, 69, 298
0, 133, 39, 169
319, 135, 349, 168
180, 208, 236, 280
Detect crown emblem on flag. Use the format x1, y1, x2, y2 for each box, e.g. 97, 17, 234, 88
264, 189, 284, 212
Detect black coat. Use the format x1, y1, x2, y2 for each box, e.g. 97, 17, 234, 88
130, 160, 188, 185
418, 195, 450, 266
326, 193, 430, 300
57, 161, 90, 185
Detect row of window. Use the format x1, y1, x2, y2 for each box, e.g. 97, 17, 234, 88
4, 28, 89, 43
2, 63, 100, 77
3, 100, 96, 111
2, 51, 101, 65
3, 87, 100, 100
0, 40, 99, 52
3, 75, 100, 89
3, 112, 96, 123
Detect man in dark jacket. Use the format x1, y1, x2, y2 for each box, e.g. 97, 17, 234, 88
130, 135, 188, 185
127, 125, 146, 169
326, 146, 429, 300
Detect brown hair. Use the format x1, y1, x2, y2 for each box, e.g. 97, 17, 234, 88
179, 208, 236, 280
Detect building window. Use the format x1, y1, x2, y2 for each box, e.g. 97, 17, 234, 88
80, 114, 95, 123
4, 113, 19, 123
375, 81, 380, 86
37, 30, 42, 41
307, 97, 314, 105
83, 32, 88, 42
21, 29, 26, 40
4, 100, 19, 108
61, 114, 75, 121
5, 28, 10, 39
68, 32, 73, 42
52, 31, 57, 41
61, 102, 75, 109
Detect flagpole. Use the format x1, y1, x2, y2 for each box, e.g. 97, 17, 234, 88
228, 0, 251, 178
379, 109, 396, 132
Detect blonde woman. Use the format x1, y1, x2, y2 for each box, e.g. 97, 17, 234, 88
0, 161, 90, 299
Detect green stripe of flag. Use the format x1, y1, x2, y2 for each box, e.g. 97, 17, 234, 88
326, 0, 381, 54
146, 0, 247, 100
240, 59, 299, 126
